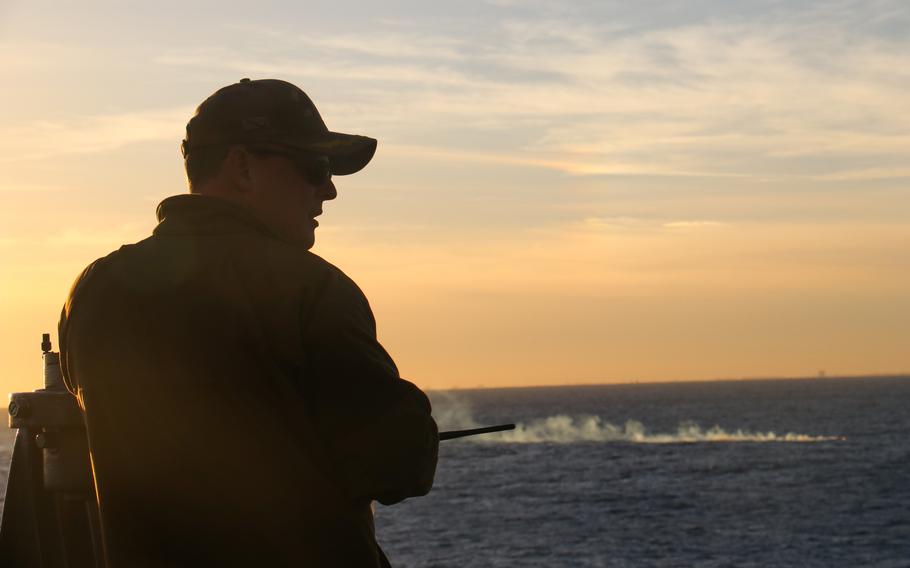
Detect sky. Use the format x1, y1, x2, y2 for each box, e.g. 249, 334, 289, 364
1, 0, 908, 392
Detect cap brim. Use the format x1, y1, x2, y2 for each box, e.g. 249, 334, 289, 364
291, 132, 377, 176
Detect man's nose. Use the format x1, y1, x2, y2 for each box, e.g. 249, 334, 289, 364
320, 180, 337, 201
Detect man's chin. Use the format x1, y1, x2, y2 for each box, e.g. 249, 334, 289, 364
300, 231, 316, 250
279, 227, 315, 248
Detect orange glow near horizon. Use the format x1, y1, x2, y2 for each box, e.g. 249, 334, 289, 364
1, 2, 909, 393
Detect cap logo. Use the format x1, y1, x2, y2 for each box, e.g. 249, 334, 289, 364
241, 116, 270, 130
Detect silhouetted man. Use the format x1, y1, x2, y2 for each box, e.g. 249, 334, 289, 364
58, 78, 438, 567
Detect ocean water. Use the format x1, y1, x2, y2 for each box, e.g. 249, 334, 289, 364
2, 377, 908, 566
375, 377, 910, 567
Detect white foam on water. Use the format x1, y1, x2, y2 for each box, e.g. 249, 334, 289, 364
430, 393, 844, 444
431, 391, 481, 431
480, 416, 844, 444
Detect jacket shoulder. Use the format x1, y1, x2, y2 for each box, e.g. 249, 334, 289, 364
63, 241, 145, 304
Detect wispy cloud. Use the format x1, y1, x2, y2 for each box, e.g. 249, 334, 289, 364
319, 216, 910, 310
811, 166, 910, 181
7, 5, 907, 178
662, 220, 730, 229
573, 217, 731, 233
149, 7, 910, 181
151, 49, 469, 87
290, 31, 467, 62
0, 108, 190, 163
0, 184, 67, 194
0, 223, 148, 248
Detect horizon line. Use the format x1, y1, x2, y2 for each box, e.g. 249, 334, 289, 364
431, 372, 910, 392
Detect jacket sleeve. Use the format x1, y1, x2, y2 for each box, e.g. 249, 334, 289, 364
302, 267, 438, 505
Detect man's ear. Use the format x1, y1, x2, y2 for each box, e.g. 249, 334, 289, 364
223, 146, 256, 194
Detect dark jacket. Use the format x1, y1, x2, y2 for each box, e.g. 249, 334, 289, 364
59, 194, 438, 567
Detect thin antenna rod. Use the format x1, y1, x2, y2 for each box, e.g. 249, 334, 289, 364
439, 423, 515, 441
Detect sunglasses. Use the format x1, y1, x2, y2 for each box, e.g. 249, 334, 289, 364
246, 145, 332, 186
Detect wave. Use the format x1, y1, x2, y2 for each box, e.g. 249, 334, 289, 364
430, 393, 843, 444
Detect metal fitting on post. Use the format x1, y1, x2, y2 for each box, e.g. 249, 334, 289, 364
35, 431, 58, 450
8, 398, 30, 419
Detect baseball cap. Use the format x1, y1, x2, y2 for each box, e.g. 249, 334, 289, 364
181, 78, 377, 176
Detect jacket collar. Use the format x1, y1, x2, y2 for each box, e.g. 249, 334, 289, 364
154, 194, 279, 238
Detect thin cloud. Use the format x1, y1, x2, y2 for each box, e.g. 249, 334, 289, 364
152, 50, 469, 87
0, 108, 190, 163
219, 23, 468, 62
45, 225, 148, 247
811, 167, 910, 181
0, 41, 100, 71
150, 11, 910, 181
0, 224, 148, 248
576, 217, 732, 232
0, 184, 67, 193
292, 32, 467, 62
9, 3, 908, 178
663, 221, 730, 229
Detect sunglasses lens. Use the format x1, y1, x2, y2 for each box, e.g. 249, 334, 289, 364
247, 146, 331, 185
296, 156, 330, 185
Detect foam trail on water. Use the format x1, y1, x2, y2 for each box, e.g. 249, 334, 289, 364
429, 393, 843, 444
480, 416, 844, 444
431, 391, 481, 431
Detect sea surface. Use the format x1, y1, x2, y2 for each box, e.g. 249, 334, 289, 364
2, 377, 909, 567
375, 377, 910, 567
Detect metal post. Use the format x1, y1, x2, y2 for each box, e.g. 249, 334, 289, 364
0, 334, 103, 567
